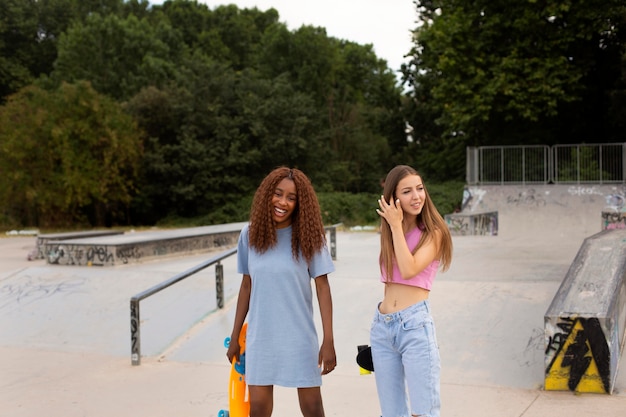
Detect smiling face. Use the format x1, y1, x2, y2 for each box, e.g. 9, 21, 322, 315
395, 174, 425, 218
271, 178, 297, 228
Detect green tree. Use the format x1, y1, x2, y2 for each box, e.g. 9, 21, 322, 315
0, 81, 143, 227
0, 0, 144, 102
154, 2, 281, 70
207, 4, 280, 70
258, 24, 402, 192
1, 0, 43, 100
0, 0, 417, 226
51, 12, 183, 101
125, 57, 325, 222
404, 0, 626, 147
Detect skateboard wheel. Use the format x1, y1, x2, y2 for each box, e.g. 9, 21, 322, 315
224, 336, 231, 348
218, 409, 229, 417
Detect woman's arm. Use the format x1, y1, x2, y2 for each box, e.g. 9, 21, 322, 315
226, 274, 251, 363
392, 227, 442, 279
315, 274, 336, 374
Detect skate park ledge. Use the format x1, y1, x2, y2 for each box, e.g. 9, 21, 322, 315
544, 228, 626, 394
43, 223, 248, 267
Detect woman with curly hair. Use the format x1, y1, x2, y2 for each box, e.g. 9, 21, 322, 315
226, 167, 336, 417
372, 165, 452, 417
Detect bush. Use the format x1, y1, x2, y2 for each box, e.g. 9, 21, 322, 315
426, 181, 466, 216
317, 181, 465, 227
317, 192, 380, 227
151, 181, 465, 229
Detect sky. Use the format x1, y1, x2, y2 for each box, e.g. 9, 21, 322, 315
151, 0, 418, 73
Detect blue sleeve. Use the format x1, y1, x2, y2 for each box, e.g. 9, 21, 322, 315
237, 224, 250, 275
309, 243, 335, 279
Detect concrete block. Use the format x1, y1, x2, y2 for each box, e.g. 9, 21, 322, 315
44, 223, 247, 267
445, 211, 498, 236
34, 230, 124, 259
544, 229, 626, 393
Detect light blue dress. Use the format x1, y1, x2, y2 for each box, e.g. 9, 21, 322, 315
237, 224, 335, 387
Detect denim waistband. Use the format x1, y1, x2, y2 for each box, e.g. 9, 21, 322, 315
376, 299, 430, 322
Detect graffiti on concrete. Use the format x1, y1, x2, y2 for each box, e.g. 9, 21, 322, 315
462, 187, 486, 212
130, 301, 140, 364
116, 246, 142, 264
602, 188, 626, 230
45, 232, 240, 266
445, 211, 498, 236
545, 316, 610, 393
567, 186, 605, 197
48, 244, 116, 266
461, 187, 473, 211
602, 212, 626, 230
88, 246, 116, 265
47, 244, 83, 265
605, 192, 625, 210
506, 188, 546, 206
0, 277, 86, 310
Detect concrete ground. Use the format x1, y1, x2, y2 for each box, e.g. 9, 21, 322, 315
1, 217, 625, 416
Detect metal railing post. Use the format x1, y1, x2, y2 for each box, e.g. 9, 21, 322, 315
130, 298, 141, 366
324, 224, 341, 260
216, 262, 224, 309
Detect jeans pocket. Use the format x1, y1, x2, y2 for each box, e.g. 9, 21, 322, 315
401, 315, 426, 331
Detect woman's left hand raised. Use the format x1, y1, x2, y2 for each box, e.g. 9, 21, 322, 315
376, 195, 403, 227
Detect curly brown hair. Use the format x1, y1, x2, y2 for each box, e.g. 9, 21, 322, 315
248, 167, 327, 263
379, 165, 453, 280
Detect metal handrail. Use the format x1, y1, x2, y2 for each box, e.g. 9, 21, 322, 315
129, 223, 342, 365
130, 247, 237, 365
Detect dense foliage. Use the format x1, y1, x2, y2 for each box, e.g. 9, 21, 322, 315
402, 1, 626, 158
1, 0, 624, 229
0, 81, 142, 227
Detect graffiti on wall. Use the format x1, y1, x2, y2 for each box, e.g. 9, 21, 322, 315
445, 211, 498, 236
506, 188, 546, 206
45, 231, 241, 267
602, 212, 626, 230
602, 188, 626, 230
545, 316, 611, 393
47, 244, 116, 266
117, 246, 142, 264
567, 186, 605, 197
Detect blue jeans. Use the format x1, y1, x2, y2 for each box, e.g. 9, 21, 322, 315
370, 300, 441, 417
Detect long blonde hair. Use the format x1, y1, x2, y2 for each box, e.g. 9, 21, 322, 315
379, 165, 452, 280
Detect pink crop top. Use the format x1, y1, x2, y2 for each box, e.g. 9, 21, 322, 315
380, 226, 440, 291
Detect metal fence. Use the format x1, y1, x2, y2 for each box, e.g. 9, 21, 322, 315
467, 143, 626, 185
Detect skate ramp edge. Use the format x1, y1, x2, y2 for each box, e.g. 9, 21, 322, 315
544, 229, 626, 394
462, 184, 626, 239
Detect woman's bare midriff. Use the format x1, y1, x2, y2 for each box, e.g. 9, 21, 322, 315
379, 282, 430, 314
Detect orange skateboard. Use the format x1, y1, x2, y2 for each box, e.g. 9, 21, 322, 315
219, 323, 249, 417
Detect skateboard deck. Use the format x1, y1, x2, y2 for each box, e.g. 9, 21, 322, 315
219, 323, 249, 417
356, 344, 374, 372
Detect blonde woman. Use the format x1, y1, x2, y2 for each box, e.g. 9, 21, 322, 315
372, 165, 452, 417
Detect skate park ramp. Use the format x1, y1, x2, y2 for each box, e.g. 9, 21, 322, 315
1, 183, 626, 417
